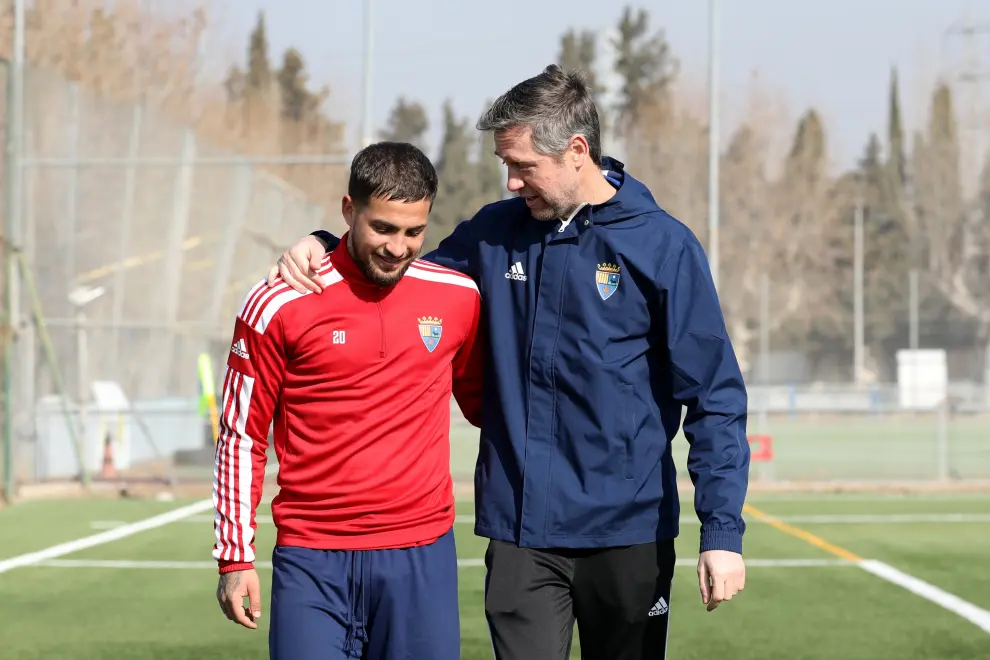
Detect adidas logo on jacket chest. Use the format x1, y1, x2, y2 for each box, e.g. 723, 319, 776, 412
502, 259, 622, 301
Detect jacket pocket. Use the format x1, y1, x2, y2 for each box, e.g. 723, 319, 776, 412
620, 382, 635, 480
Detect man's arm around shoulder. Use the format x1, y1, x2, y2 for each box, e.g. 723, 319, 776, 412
272, 207, 491, 292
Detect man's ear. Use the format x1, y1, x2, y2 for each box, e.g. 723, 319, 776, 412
341, 195, 356, 228
568, 134, 590, 169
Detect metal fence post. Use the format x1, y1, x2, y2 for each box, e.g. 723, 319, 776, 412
110, 104, 142, 371
208, 164, 252, 329
158, 128, 196, 395
3, 2, 26, 503
935, 398, 949, 481
64, 82, 79, 297
758, 272, 774, 482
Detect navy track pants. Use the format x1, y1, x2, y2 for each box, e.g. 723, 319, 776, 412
268, 527, 459, 659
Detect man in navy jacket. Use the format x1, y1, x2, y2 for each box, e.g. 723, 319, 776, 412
266, 65, 749, 660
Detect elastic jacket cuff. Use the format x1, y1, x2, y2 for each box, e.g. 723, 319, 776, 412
218, 561, 254, 575
699, 527, 743, 554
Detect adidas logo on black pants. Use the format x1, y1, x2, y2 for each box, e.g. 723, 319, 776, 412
482, 538, 675, 659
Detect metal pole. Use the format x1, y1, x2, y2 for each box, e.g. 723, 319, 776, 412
759, 271, 773, 481
759, 272, 770, 433
75, 307, 88, 480
853, 201, 864, 385
935, 398, 949, 481
361, 0, 375, 149
707, 0, 720, 289
159, 129, 196, 398
65, 84, 80, 295
909, 268, 919, 350
3, 0, 25, 503
111, 105, 143, 363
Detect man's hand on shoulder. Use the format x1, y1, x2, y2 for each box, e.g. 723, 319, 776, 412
697, 550, 745, 612
266, 234, 329, 294
216, 568, 263, 629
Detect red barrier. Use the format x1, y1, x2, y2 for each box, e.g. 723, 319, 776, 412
747, 435, 774, 462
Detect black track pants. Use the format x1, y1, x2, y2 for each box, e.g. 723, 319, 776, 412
483, 538, 676, 660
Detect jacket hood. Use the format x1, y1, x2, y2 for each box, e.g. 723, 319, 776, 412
587, 156, 661, 226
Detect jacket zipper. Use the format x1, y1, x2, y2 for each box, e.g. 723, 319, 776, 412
558, 202, 588, 233
376, 300, 386, 358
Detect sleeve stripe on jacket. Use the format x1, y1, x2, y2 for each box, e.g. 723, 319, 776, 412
213, 259, 340, 565
213, 366, 235, 559
216, 371, 256, 562
215, 371, 254, 562
214, 369, 255, 562
406, 264, 479, 292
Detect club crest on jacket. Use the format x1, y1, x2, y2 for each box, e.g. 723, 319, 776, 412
418, 316, 443, 352
596, 263, 620, 301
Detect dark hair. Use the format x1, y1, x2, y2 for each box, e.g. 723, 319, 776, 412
348, 141, 439, 208
477, 64, 601, 164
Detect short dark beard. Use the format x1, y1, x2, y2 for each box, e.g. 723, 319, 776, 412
359, 258, 410, 287
530, 181, 582, 221
348, 232, 412, 287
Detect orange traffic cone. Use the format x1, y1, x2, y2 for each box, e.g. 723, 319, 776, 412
101, 432, 116, 479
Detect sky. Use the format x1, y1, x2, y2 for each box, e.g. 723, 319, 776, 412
204, 0, 990, 177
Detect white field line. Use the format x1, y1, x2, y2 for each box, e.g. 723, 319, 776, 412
742, 494, 990, 503
745, 504, 990, 635
0, 466, 281, 575
766, 513, 990, 524
0, 499, 216, 575
88, 512, 990, 530
858, 560, 990, 634
31, 557, 854, 570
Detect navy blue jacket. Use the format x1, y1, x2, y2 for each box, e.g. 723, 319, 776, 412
314, 158, 749, 554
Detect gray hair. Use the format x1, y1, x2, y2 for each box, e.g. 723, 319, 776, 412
477, 64, 602, 164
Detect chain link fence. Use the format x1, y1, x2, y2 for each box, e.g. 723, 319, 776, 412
3, 62, 351, 489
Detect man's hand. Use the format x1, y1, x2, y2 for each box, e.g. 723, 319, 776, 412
697, 550, 745, 612
266, 235, 328, 294
216, 568, 263, 629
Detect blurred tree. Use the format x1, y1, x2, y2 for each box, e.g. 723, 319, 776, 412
427, 101, 482, 254
773, 109, 844, 371
278, 47, 311, 122
558, 29, 600, 89
558, 29, 607, 134
887, 68, 907, 205
476, 111, 506, 204
610, 6, 695, 232
611, 5, 677, 131
223, 10, 274, 103
247, 11, 271, 95
380, 97, 430, 151
911, 82, 990, 371
836, 131, 911, 379
713, 123, 777, 374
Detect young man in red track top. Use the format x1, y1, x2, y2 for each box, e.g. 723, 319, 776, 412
211, 141, 485, 660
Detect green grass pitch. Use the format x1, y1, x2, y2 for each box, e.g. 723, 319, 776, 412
1, 489, 990, 659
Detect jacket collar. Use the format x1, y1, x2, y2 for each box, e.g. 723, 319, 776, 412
584, 157, 660, 226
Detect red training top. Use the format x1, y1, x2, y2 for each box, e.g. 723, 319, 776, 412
212, 237, 484, 573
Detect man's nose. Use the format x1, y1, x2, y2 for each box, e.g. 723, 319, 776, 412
507, 176, 524, 192
383, 241, 405, 258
